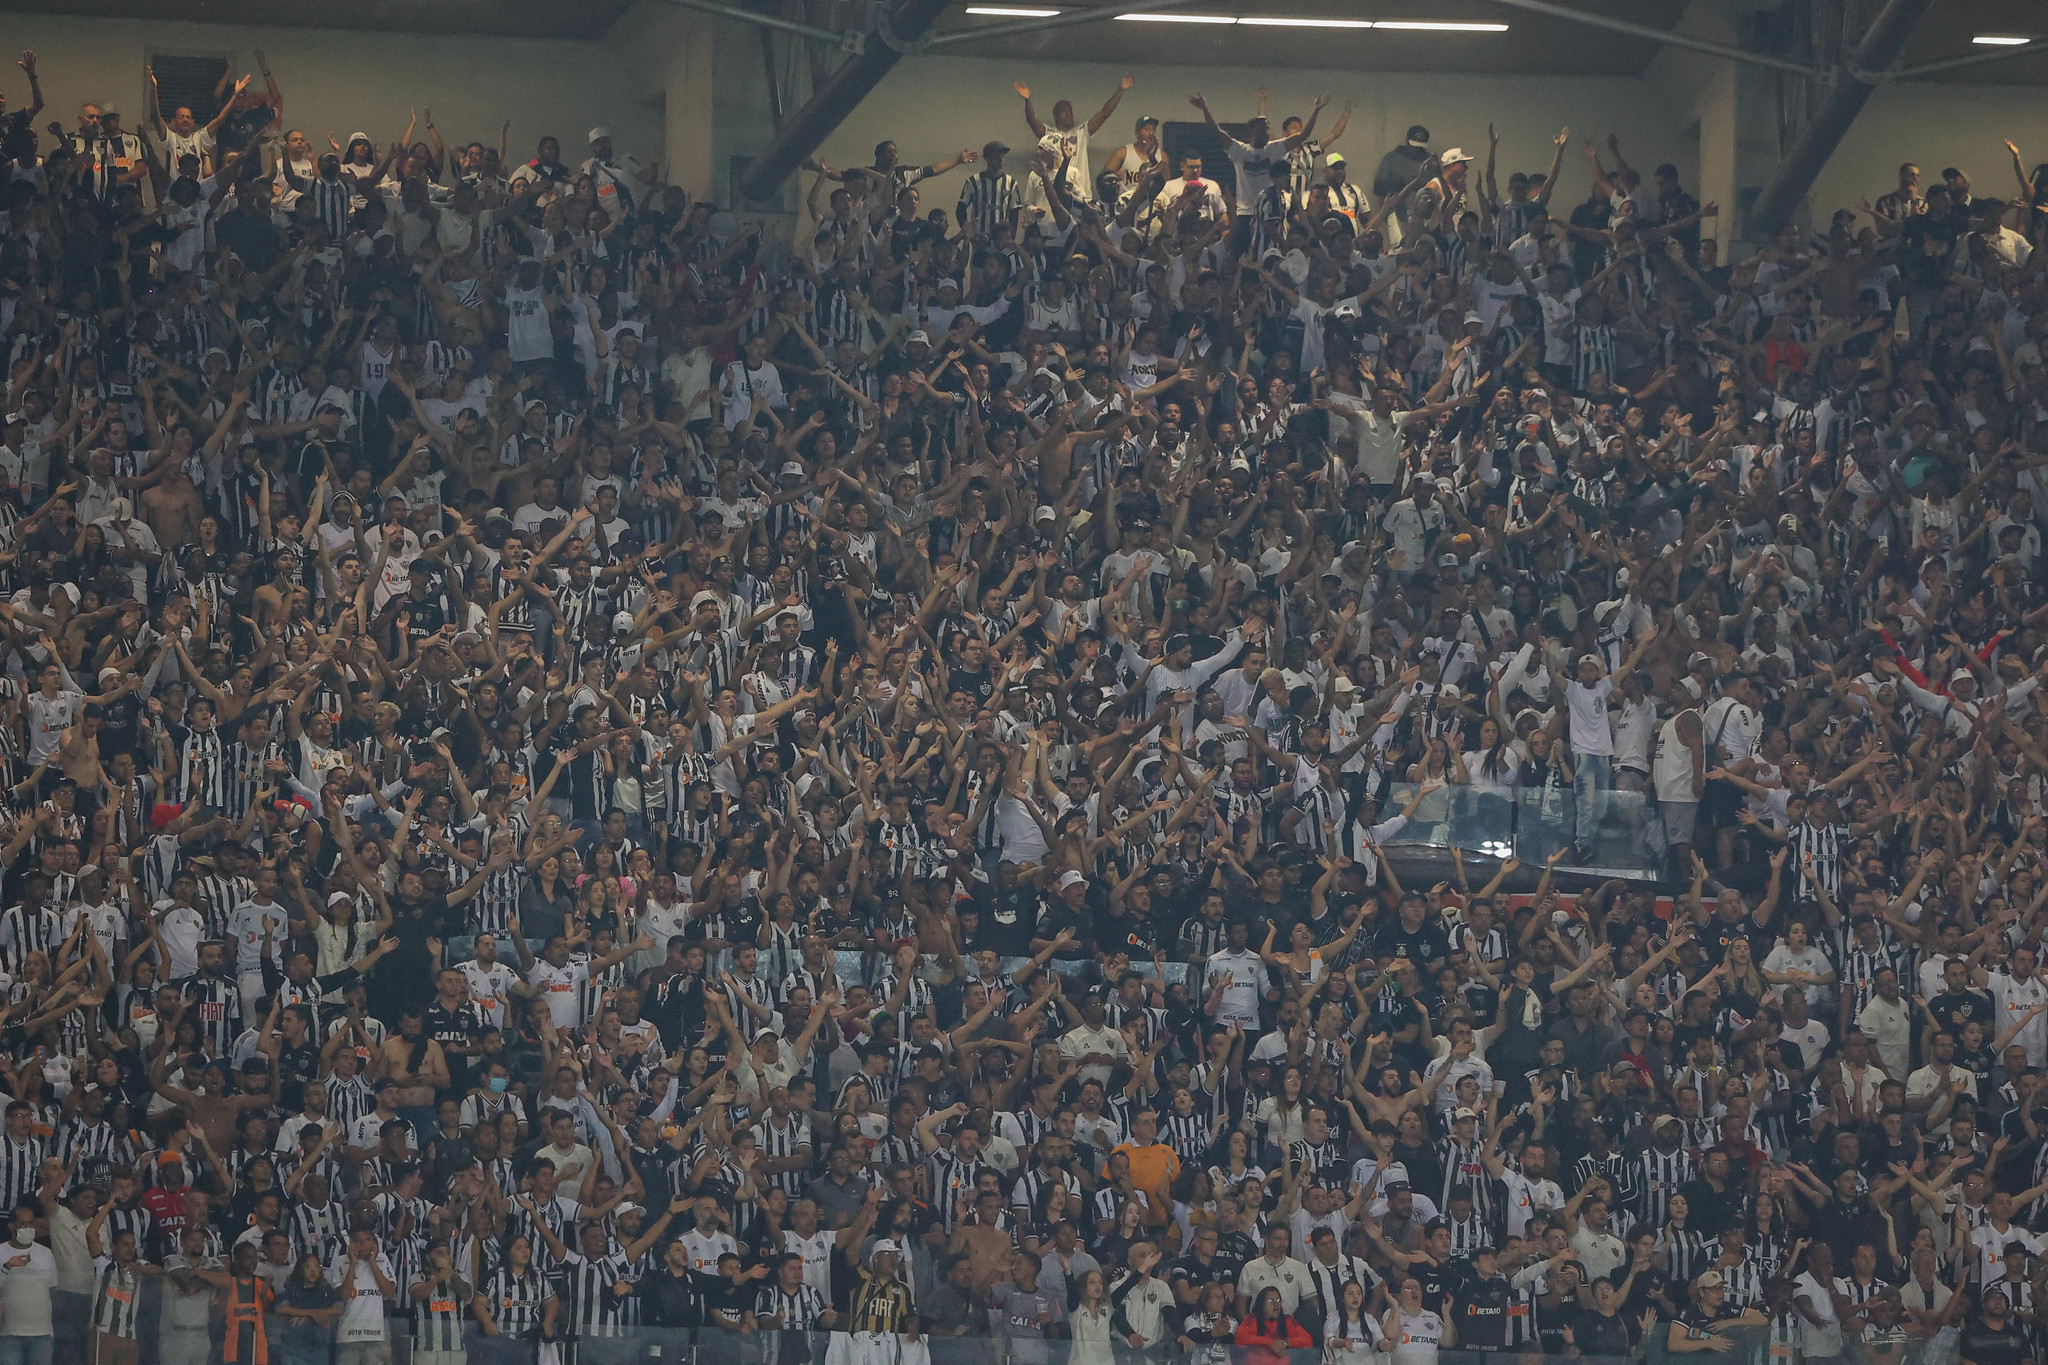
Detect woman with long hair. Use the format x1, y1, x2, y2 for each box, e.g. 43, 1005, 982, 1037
481, 1234, 558, 1343
1328, 1278, 1384, 1365
1095, 1197, 1147, 1272
1178, 1281, 1240, 1365
274, 1249, 342, 1365
1656, 1191, 1712, 1284
1068, 1269, 1118, 1365
1459, 715, 1521, 842
1238, 1285, 1314, 1365
1206, 1128, 1269, 1192
1257, 1065, 1310, 1152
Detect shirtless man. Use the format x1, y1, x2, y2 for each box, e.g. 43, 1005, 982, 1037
140, 455, 204, 552
379, 1006, 453, 1117
151, 1045, 278, 1152
56, 697, 115, 790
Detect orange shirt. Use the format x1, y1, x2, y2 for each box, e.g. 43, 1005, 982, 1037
1113, 1140, 1181, 1224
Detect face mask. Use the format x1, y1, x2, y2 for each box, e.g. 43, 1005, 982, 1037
488, 1077, 509, 1094
11, 1229, 32, 1247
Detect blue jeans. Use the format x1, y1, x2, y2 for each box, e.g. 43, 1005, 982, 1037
0, 1336, 55, 1365
1573, 751, 1612, 847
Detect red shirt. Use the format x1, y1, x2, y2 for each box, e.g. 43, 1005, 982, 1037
141, 1184, 189, 1243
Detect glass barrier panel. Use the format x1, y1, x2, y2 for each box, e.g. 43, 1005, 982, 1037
352, 1315, 1967, 1365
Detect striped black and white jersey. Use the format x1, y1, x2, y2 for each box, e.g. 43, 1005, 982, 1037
0, 904, 61, 975
1634, 1146, 1696, 1230
957, 172, 1023, 239
1289, 1138, 1344, 1189
757, 1280, 830, 1330
177, 973, 242, 1055
1720, 1251, 1770, 1307
328, 1075, 377, 1134
411, 1270, 474, 1352
291, 1199, 351, 1265
486, 1264, 554, 1338
723, 970, 779, 1032
0, 1135, 45, 1210
54, 1116, 120, 1190
469, 864, 524, 937
1445, 1211, 1494, 1259
1161, 1112, 1212, 1164
194, 872, 253, 942
1009, 1166, 1083, 1215
872, 971, 933, 1041
103, 1204, 154, 1262
91, 1257, 146, 1338
217, 741, 279, 823
1436, 1137, 1491, 1219
753, 1115, 813, 1197
1304, 1252, 1378, 1318
1834, 1274, 1892, 1311
178, 725, 225, 808
1572, 1151, 1637, 1213
1657, 1226, 1712, 1284
928, 1151, 987, 1232
562, 1250, 633, 1338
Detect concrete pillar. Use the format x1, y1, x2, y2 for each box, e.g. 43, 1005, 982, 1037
1639, 0, 1784, 260
665, 7, 718, 202
605, 0, 719, 203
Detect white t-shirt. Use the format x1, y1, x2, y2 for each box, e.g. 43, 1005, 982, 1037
681, 1229, 739, 1274
459, 960, 522, 1029
1202, 949, 1265, 1026
1564, 678, 1616, 757
326, 1251, 394, 1341
1391, 1309, 1446, 1365
1990, 971, 2048, 1066
528, 960, 592, 1028
720, 361, 786, 429
1777, 1017, 1831, 1070
1792, 1270, 1842, 1356
0, 1239, 56, 1336
1499, 1169, 1563, 1239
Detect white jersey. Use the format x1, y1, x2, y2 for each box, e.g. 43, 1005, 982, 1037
1391, 1310, 1446, 1365
505, 284, 551, 363
26, 689, 81, 763
783, 1228, 835, 1300
459, 960, 521, 1029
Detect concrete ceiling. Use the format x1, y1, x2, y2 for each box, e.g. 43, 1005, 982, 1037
1, 0, 2041, 82
927, 0, 1692, 76
0, 0, 636, 40
920, 0, 2048, 80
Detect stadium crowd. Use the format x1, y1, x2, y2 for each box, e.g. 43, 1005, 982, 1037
0, 37, 2044, 1365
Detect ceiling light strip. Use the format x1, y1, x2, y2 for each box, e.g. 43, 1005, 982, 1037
1108, 12, 1508, 24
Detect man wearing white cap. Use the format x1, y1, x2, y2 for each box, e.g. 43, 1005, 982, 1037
720, 333, 786, 431
94, 497, 158, 599
580, 127, 650, 219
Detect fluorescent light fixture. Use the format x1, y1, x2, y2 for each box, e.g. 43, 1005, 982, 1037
1239, 15, 1375, 26
964, 6, 1063, 14
1973, 33, 2034, 44
1372, 18, 1509, 29
1100, 11, 1508, 26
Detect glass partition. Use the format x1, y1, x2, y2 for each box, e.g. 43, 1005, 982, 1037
1377, 782, 1664, 880
358, 1330, 1963, 1365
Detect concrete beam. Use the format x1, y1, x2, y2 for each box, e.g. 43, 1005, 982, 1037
738, 0, 953, 200
1747, 0, 1936, 235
